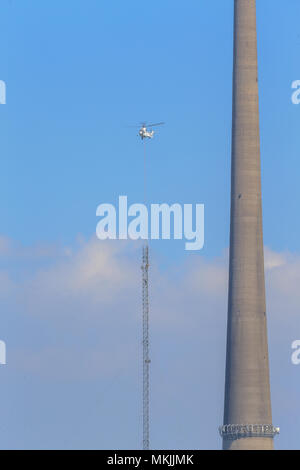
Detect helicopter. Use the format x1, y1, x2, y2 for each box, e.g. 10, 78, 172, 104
128, 122, 165, 140
139, 122, 164, 140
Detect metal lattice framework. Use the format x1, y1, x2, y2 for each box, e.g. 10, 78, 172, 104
142, 244, 150, 450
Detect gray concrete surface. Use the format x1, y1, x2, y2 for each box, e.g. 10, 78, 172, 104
222, 0, 274, 451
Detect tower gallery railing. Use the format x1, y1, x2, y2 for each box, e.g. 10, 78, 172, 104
219, 424, 280, 440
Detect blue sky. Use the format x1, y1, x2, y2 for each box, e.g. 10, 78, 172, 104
0, 0, 300, 450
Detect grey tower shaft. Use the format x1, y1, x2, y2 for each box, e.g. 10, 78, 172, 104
221, 0, 277, 450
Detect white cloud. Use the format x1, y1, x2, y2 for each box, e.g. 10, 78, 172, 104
1, 237, 299, 362
264, 247, 287, 271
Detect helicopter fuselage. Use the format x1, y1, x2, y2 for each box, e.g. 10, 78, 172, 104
139, 127, 154, 139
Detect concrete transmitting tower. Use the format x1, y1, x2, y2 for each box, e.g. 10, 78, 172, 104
219, 0, 279, 450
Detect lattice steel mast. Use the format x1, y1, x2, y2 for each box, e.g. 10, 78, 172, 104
142, 243, 150, 450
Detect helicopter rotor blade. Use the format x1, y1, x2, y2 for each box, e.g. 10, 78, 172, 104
147, 122, 165, 127
125, 121, 165, 128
